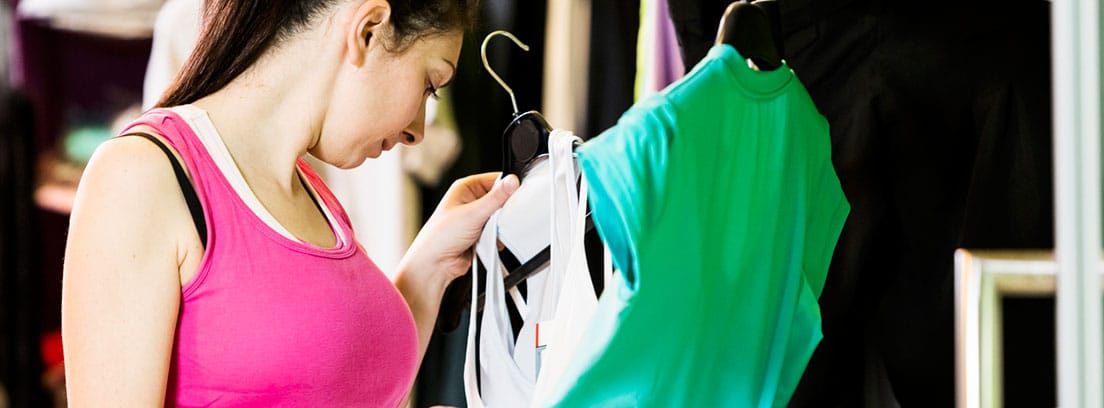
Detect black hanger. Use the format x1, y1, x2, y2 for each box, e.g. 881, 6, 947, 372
718, 0, 785, 71
468, 31, 597, 313
502, 111, 553, 179
478, 31, 554, 180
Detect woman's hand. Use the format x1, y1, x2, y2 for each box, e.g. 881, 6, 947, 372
399, 172, 519, 287
396, 172, 518, 368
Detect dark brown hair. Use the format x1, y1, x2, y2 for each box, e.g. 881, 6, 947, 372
156, 0, 477, 107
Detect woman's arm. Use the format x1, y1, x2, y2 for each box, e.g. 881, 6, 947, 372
62, 137, 196, 405
395, 173, 518, 367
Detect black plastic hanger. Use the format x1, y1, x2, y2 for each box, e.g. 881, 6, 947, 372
717, 0, 785, 71
480, 31, 555, 180
502, 111, 553, 180
471, 31, 596, 312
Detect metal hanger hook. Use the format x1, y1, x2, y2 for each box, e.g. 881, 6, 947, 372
481, 30, 530, 115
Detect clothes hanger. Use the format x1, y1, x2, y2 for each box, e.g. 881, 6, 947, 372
471, 31, 596, 313
481, 30, 555, 181
717, 0, 785, 71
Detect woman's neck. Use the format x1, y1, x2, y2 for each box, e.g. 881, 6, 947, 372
190, 35, 339, 195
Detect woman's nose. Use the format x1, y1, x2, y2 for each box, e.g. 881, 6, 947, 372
402, 102, 427, 146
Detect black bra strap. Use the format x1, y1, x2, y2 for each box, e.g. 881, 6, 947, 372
123, 132, 208, 248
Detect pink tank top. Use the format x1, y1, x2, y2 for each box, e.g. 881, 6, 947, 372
123, 109, 419, 407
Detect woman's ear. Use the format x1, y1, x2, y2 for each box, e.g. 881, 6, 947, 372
346, 0, 392, 67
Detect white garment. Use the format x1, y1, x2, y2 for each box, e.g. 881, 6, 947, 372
465, 130, 605, 407
142, 0, 201, 109
15, 0, 163, 14
497, 158, 552, 263
16, 0, 164, 37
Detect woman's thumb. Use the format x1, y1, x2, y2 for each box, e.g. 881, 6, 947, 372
470, 174, 519, 218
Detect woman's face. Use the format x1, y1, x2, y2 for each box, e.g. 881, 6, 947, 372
314, 19, 463, 169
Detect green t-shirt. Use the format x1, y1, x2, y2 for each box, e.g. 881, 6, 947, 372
545, 45, 849, 407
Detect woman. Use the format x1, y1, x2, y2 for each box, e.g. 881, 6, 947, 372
61, 0, 518, 405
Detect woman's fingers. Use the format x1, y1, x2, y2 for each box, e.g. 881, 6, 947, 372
446, 172, 501, 205
462, 174, 518, 222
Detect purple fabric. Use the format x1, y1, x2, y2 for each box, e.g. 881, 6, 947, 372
652, 0, 685, 91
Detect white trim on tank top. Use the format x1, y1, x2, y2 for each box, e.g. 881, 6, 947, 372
168, 105, 346, 246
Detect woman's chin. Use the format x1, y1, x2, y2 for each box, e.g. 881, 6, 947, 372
328, 152, 371, 170
348, 155, 372, 168
357, 145, 381, 163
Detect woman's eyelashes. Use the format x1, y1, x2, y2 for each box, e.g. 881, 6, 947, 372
425, 82, 440, 100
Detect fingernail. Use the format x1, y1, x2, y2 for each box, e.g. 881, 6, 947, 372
502, 175, 519, 192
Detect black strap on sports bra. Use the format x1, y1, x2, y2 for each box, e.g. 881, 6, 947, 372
123, 132, 208, 248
